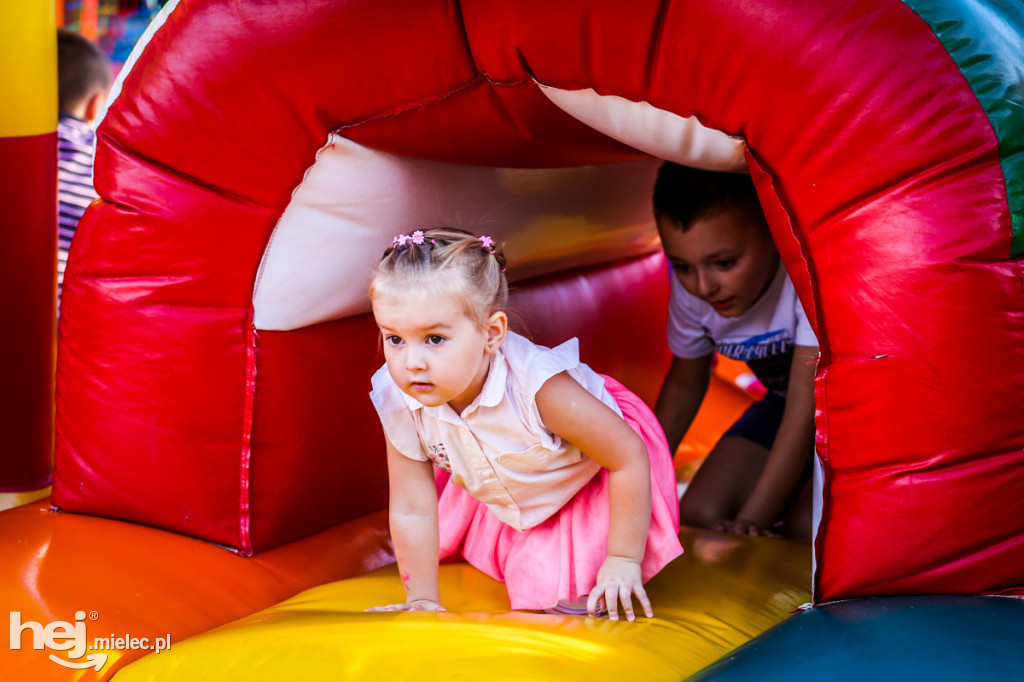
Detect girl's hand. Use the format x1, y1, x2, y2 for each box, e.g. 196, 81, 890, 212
587, 555, 652, 622
712, 518, 777, 537
365, 598, 446, 612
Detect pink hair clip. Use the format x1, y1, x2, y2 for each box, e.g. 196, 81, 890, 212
392, 234, 410, 247
479, 235, 495, 251
411, 230, 425, 245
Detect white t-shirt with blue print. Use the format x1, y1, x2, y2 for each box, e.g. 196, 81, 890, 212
667, 261, 817, 396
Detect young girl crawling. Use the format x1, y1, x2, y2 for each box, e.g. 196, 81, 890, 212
366, 228, 682, 620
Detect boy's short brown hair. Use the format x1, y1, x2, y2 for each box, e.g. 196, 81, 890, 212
57, 29, 111, 113
653, 163, 767, 231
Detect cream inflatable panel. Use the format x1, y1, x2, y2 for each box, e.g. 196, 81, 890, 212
539, 86, 747, 172
253, 108, 745, 331
253, 141, 661, 330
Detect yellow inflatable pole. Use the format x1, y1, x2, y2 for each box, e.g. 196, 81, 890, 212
0, 2, 57, 492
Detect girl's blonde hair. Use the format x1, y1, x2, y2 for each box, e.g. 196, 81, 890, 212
369, 227, 508, 327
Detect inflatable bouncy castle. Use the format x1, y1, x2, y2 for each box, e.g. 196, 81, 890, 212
3, 0, 1024, 679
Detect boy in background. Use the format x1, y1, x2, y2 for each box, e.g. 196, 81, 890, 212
57, 28, 111, 309
653, 163, 817, 538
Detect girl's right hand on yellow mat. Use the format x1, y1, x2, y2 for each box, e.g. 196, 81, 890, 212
366, 598, 447, 612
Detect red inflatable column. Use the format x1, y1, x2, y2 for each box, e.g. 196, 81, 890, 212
0, 5, 57, 491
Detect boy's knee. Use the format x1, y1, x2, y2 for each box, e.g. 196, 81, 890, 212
782, 491, 813, 539
678, 494, 728, 530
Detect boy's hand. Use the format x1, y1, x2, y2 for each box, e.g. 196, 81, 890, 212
365, 598, 446, 612
588, 555, 653, 622
712, 517, 777, 537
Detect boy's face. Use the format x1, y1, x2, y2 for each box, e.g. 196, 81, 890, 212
657, 208, 780, 318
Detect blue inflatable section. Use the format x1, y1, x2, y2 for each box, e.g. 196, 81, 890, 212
688, 596, 1024, 681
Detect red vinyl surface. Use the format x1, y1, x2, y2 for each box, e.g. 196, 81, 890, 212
52, 0, 1024, 600
0, 134, 56, 491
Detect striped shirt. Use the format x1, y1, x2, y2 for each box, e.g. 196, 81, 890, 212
57, 113, 98, 309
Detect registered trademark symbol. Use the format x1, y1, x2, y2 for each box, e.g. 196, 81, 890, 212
89, 611, 99, 620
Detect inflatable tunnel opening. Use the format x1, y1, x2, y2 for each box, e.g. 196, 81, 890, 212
50, 0, 1024, 606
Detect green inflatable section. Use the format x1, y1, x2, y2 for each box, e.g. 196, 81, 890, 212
904, 0, 1024, 257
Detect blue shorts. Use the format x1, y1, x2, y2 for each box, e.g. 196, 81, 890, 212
722, 391, 814, 484
722, 391, 786, 449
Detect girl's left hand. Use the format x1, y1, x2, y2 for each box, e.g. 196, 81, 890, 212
587, 555, 652, 621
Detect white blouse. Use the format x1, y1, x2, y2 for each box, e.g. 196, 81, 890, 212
369, 331, 622, 531
667, 260, 817, 395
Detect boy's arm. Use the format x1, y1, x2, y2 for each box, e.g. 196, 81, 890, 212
723, 344, 817, 535
367, 438, 443, 611
654, 354, 714, 454
536, 372, 652, 621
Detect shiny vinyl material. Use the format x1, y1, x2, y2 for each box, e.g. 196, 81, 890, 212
50, 0, 1024, 606
689, 595, 1024, 681
0, 4, 56, 491
0, 500, 394, 681
0, 321, 750, 681
112, 529, 811, 681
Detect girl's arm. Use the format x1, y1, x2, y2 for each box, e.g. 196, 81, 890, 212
654, 354, 714, 455
535, 371, 653, 622
366, 437, 444, 612
719, 344, 817, 536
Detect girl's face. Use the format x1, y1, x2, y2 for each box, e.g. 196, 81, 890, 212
657, 207, 780, 318
373, 290, 506, 414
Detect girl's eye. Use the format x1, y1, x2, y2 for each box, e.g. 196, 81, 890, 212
715, 259, 737, 270
427, 335, 446, 346
384, 335, 403, 347
672, 263, 691, 274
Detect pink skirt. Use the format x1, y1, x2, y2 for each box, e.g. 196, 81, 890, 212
435, 375, 683, 610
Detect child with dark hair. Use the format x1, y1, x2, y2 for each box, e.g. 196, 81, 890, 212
57, 28, 111, 308
653, 163, 817, 539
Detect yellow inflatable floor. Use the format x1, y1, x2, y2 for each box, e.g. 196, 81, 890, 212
0, 486, 50, 512
115, 528, 810, 681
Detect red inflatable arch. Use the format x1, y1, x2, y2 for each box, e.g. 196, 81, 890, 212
55, 0, 1024, 603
